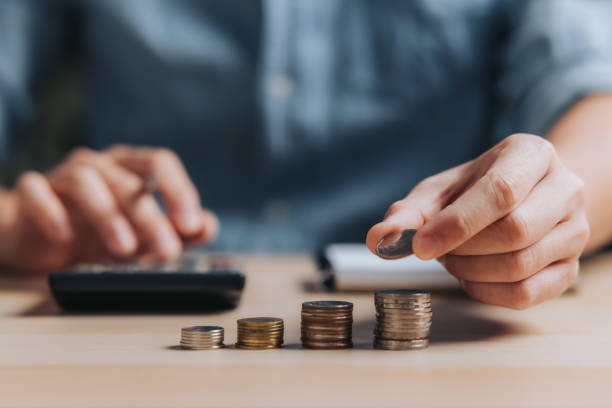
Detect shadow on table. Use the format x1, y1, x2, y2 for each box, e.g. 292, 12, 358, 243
351, 304, 524, 346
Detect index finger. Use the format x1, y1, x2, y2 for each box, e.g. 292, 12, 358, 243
108, 145, 203, 236
413, 135, 555, 260
366, 162, 470, 257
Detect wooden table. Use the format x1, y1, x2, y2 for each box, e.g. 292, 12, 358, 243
1, 252, 612, 407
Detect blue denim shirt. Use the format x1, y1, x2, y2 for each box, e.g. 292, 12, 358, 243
2, 0, 612, 251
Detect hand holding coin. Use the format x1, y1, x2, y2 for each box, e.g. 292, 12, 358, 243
367, 134, 589, 310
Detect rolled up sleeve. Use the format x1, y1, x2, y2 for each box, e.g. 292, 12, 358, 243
494, 0, 612, 141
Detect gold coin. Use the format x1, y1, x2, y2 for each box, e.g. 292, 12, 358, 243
237, 317, 283, 325
235, 343, 282, 350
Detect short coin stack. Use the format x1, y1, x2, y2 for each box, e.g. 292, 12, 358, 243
180, 326, 225, 349
374, 289, 432, 350
236, 317, 284, 350
301, 301, 353, 349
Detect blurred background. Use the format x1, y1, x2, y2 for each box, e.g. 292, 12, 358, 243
2, 0, 612, 253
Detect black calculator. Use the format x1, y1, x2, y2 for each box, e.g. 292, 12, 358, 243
49, 252, 245, 311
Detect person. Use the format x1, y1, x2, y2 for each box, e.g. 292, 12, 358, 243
1, 0, 612, 310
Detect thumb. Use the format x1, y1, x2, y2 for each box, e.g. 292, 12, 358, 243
366, 166, 466, 259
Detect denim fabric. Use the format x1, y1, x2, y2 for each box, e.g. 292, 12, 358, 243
1, 0, 612, 250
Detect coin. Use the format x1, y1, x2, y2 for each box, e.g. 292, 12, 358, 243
180, 344, 225, 350
374, 338, 429, 350
238, 317, 283, 325
235, 344, 281, 350
301, 300, 354, 349
180, 326, 225, 350
373, 289, 432, 350
375, 229, 416, 259
375, 289, 430, 297
236, 317, 284, 350
300, 325, 353, 332
302, 300, 353, 309
374, 329, 430, 339
301, 341, 354, 349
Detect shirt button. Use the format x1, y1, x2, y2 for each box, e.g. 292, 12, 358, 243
267, 74, 295, 100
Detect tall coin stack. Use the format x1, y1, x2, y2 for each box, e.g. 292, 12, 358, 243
374, 289, 432, 350
301, 301, 353, 349
236, 317, 284, 349
180, 326, 225, 349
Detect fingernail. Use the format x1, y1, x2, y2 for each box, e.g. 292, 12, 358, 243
179, 209, 202, 234
110, 219, 137, 254
416, 233, 440, 260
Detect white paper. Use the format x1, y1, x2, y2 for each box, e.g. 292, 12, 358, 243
324, 243, 459, 291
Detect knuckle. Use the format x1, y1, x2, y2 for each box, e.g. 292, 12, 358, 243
509, 280, 536, 310
574, 217, 591, 250
486, 171, 518, 212
106, 144, 130, 155
416, 175, 437, 189
503, 211, 531, 246
579, 220, 591, 246
151, 148, 181, 173
566, 261, 580, 286
386, 201, 406, 217
69, 164, 98, 184
571, 174, 586, 207
448, 213, 473, 239
56, 164, 100, 191
68, 147, 94, 163
505, 133, 529, 144
507, 248, 535, 281
538, 137, 555, 156
153, 148, 178, 164
508, 133, 556, 160
17, 171, 43, 191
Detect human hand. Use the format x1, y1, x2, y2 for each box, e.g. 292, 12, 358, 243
0, 145, 218, 272
367, 134, 589, 309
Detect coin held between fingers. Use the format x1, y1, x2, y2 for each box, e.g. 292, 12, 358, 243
376, 229, 417, 259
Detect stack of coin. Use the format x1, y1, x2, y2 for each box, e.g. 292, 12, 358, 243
374, 289, 432, 350
236, 317, 284, 349
180, 326, 225, 349
301, 301, 353, 349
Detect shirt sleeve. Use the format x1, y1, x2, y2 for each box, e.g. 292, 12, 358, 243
0, 0, 69, 171
493, 0, 612, 142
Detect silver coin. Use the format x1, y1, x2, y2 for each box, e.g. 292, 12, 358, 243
180, 331, 224, 337
301, 341, 353, 349
375, 229, 416, 259
181, 326, 224, 333
375, 289, 430, 297
376, 321, 432, 329
376, 312, 432, 318
302, 301, 353, 309
375, 306, 432, 313
373, 338, 429, 350
374, 330, 430, 339
180, 344, 225, 350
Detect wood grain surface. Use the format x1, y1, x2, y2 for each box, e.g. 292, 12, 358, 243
1, 252, 612, 407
